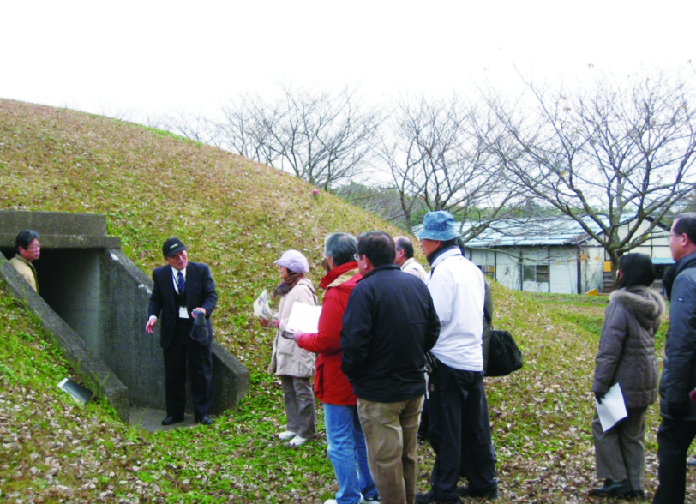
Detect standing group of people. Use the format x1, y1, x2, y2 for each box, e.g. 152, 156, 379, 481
259, 211, 498, 504
590, 213, 696, 503
13, 214, 696, 504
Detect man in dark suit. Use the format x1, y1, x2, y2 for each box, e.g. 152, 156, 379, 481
146, 237, 218, 426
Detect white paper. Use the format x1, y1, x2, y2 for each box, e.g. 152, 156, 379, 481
253, 290, 274, 321
286, 302, 322, 334
597, 382, 628, 432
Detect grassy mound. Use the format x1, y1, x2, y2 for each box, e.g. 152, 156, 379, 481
0, 99, 689, 502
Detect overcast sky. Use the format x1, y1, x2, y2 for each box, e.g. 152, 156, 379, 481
2, 1, 694, 122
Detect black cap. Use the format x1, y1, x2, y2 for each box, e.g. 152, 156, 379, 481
162, 237, 186, 257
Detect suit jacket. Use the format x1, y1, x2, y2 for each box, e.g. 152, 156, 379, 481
148, 261, 217, 349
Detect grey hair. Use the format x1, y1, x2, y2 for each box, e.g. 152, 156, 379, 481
324, 232, 358, 266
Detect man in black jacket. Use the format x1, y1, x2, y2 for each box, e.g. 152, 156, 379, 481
146, 238, 218, 426
653, 214, 696, 503
341, 231, 440, 504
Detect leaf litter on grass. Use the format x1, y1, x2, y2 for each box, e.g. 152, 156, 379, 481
2, 99, 695, 502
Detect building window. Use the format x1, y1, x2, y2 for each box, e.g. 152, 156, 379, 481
524, 265, 550, 283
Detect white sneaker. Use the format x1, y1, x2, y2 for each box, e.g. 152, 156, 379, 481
288, 435, 308, 447
360, 497, 380, 503
278, 430, 297, 441
324, 500, 338, 504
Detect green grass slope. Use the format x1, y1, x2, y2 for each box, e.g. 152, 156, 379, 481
0, 99, 691, 502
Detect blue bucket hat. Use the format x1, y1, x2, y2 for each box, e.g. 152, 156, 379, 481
416, 211, 460, 241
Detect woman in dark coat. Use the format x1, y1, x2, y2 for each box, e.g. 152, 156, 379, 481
590, 254, 665, 499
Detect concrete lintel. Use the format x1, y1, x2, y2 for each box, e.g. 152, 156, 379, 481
0, 234, 121, 250
0, 210, 109, 236
0, 210, 120, 250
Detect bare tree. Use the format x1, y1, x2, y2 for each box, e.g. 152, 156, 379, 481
216, 93, 278, 164
380, 95, 522, 241
158, 110, 217, 144
335, 181, 424, 230
490, 71, 696, 270
216, 85, 381, 190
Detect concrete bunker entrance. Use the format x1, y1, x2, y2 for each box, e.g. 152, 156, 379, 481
0, 210, 249, 424
0, 247, 104, 351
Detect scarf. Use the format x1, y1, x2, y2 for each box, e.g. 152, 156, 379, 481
273, 272, 304, 297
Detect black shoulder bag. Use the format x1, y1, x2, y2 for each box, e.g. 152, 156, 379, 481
485, 329, 523, 377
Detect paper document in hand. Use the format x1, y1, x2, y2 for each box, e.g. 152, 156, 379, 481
286, 302, 322, 334
597, 382, 627, 432
253, 290, 273, 321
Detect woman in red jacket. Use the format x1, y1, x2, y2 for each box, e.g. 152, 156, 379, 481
292, 233, 380, 504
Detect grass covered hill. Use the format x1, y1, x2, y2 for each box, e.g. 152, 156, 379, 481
0, 99, 404, 371
0, 99, 693, 502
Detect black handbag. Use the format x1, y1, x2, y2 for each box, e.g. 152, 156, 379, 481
485, 329, 523, 377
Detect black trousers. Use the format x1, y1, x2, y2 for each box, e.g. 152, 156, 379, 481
162, 319, 213, 418
652, 417, 696, 504
428, 362, 497, 501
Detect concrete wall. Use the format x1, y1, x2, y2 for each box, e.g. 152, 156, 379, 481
100, 249, 251, 415
0, 210, 250, 421
464, 218, 669, 295
467, 245, 606, 295
40, 249, 103, 352
0, 255, 130, 421
99, 249, 165, 409
616, 219, 671, 259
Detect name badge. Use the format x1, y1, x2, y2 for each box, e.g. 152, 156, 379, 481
178, 306, 189, 319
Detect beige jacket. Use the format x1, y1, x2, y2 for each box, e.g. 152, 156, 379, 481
401, 257, 427, 282
270, 278, 317, 377
9, 255, 39, 293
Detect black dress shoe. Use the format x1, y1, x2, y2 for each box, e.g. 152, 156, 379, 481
630, 490, 646, 500
415, 493, 460, 504
589, 478, 632, 497
195, 415, 213, 425
458, 485, 499, 500
161, 416, 184, 426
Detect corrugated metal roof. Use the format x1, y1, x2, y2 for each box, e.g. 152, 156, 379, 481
413, 213, 639, 248
651, 257, 674, 266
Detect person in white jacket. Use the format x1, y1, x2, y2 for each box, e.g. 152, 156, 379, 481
415, 211, 498, 504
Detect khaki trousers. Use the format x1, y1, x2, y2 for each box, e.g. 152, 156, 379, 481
357, 396, 423, 504
592, 406, 647, 491
279, 375, 316, 438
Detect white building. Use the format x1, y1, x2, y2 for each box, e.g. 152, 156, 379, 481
416, 214, 671, 294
